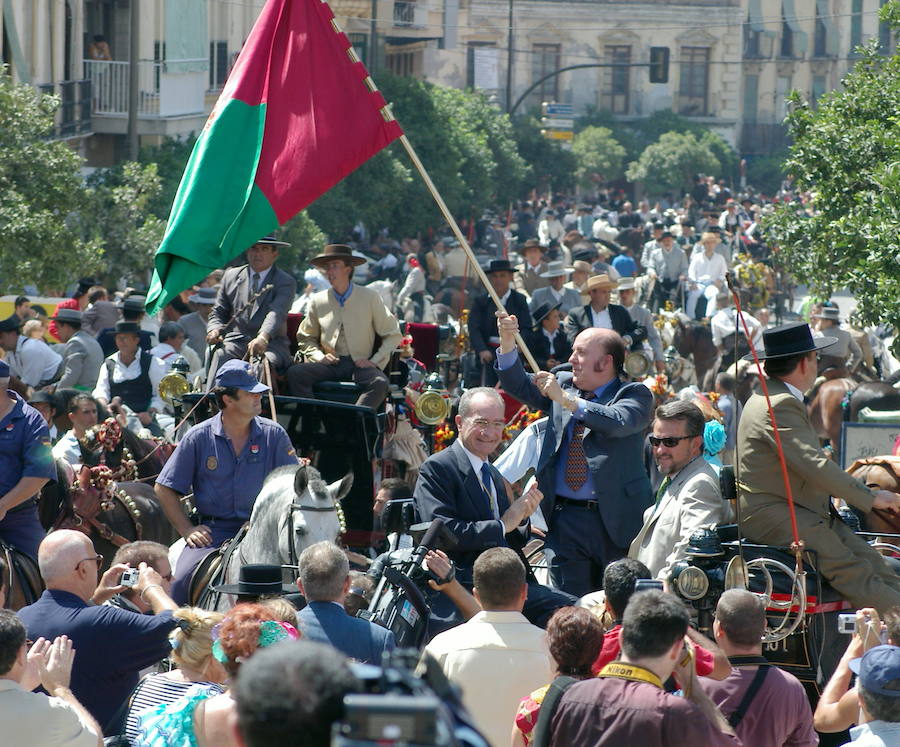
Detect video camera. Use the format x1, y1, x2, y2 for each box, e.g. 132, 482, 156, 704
331, 649, 489, 747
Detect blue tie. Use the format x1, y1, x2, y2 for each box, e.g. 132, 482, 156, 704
481, 462, 496, 518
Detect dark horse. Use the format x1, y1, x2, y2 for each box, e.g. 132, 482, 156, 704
809, 380, 900, 459
39, 460, 177, 571
671, 315, 719, 391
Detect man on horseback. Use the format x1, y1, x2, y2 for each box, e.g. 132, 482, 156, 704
738, 323, 900, 613
0, 359, 56, 561
155, 359, 299, 605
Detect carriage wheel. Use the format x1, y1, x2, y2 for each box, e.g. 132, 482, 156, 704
744, 557, 808, 643
524, 539, 550, 586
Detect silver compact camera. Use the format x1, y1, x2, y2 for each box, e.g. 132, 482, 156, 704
120, 568, 140, 588
837, 613, 857, 634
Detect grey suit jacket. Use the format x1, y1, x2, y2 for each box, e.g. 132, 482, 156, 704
628, 455, 730, 579
208, 264, 296, 363
178, 311, 208, 362
56, 330, 105, 390
529, 286, 583, 317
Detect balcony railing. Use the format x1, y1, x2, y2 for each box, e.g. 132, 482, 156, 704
36, 79, 92, 138
393, 1, 426, 27
84, 59, 162, 115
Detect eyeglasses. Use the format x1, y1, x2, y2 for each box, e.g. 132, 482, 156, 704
470, 418, 507, 430
75, 554, 103, 570
649, 435, 695, 448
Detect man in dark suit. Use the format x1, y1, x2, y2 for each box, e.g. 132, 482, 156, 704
206, 235, 297, 387
564, 273, 646, 351
295, 541, 395, 665
414, 387, 575, 626
467, 259, 532, 386
497, 313, 653, 597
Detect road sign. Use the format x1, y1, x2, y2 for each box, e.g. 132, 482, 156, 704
542, 102, 574, 117
541, 129, 574, 141
542, 117, 574, 129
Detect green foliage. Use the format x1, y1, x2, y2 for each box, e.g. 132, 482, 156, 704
0, 71, 103, 293
307, 74, 528, 239
745, 151, 788, 195
138, 135, 197, 219
277, 211, 328, 272
77, 163, 166, 287
625, 131, 720, 196
571, 126, 626, 187
510, 115, 576, 194
763, 12, 900, 338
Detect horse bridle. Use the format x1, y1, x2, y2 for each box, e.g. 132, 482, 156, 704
285, 499, 340, 567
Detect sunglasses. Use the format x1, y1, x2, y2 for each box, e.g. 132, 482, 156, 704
649, 435, 695, 448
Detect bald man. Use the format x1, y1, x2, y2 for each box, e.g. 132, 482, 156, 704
17, 531, 178, 735
496, 317, 653, 597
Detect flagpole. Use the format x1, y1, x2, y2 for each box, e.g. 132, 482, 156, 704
396, 134, 540, 373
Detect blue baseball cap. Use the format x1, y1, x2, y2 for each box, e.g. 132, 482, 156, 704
0, 359, 9, 378
213, 359, 269, 393
850, 644, 900, 697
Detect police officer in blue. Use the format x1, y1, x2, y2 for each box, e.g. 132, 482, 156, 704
0, 357, 55, 560
155, 359, 300, 604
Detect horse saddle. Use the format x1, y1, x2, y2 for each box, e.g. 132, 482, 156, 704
188, 524, 250, 607
2, 542, 44, 610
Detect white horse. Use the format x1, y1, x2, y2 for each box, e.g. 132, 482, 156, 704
174, 464, 352, 610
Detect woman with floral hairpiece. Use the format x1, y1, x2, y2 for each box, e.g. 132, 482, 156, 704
132, 603, 299, 747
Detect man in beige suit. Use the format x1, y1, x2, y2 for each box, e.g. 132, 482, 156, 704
630, 400, 731, 579
287, 244, 402, 409
738, 322, 900, 612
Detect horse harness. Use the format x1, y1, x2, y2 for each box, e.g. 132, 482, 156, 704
59, 465, 144, 547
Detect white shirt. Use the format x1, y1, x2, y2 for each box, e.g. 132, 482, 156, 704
459, 442, 499, 519
590, 306, 612, 329
52, 430, 83, 466
248, 266, 273, 293
92, 352, 167, 412
8, 336, 63, 387
784, 381, 805, 403
423, 610, 552, 747
538, 218, 564, 246
150, 341, 203, 379
688, 251, 728, 285
711, 309, 763, 349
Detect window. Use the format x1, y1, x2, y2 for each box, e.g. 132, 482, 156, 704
850, 0, 863, 55
467, 42, 497, 89
678, 46, 710, 116
386, 50, 416, 77
532, 43, 560, 103
775, 75, 791, 121
744, 19, 762, 58
743, 74, 759, 123
600, 45, 630, 114
780, 17, 794, 57
209, 41, 227, 89
814, 6, 827, 56
811, 75, 826, 107
781, 0, 808, 58
880, 0, 894, 55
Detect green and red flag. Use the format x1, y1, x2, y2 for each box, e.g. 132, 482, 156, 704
146, 0, 403, 313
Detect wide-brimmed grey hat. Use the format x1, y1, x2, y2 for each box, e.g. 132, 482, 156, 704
49, 308, 83, 324
812, 306, 841, 323
540, 261, 573, 279
188, 287, 217, 305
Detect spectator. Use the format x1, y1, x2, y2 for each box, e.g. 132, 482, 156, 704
106, 541, 173, 614
847, 644, 900, 745
590, 558, 729, 680
422, 547, 553, 747
296, 541, 395, 664
513, 606, 604, 747
52, 394, 99, 467
0, 610, 102, 746
715, 372, 741, 466
122, 607, 226, 744
13, 296, 34, 324
17, 530, 178, 734
232, 640, 358, 747
700, 589, 817, 746
50, 308, 105, 393
549, 591, 738, 746
133, 602, 298, 746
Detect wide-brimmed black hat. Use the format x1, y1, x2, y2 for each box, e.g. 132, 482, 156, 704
531, 302, 562, 327
118, 295, 147, 313
114, 321, 141, 335
0, 315, 22, 333
211, 564, 295, 596
252, 234, 291, 248
309, 243, 366, 268
484, 258, 518, 275
743, 322, 837, 361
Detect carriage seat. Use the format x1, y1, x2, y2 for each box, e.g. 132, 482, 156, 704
312, 380, 364, 404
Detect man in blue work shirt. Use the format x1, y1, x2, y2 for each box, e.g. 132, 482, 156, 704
156, 359, 299, 604
0, 358, 55, 560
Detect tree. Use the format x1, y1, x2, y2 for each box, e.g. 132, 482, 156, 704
0, 70, 102, 293
764, 2, 900, 343
625, 131, 720, 197
510, 115, 576, 195
571, 126, 626, 189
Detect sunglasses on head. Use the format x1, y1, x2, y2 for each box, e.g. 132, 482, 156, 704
649, 435, 694, 448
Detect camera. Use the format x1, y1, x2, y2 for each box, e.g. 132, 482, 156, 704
120, 568, 140, 588
837, 613, 856, 635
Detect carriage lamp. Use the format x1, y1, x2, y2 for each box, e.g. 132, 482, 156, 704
668, 528, 727, 635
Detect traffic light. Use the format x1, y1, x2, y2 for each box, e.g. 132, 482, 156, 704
649, 46, 669, 84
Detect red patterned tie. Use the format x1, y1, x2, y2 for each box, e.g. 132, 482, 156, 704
564, 393, 593, 492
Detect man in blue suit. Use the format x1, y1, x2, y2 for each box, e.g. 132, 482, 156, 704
414, 387, 575, 626
295, 541, 394, 665
496, 314, 653, 597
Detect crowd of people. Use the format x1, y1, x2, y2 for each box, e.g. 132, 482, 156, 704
1, 177, 900, 746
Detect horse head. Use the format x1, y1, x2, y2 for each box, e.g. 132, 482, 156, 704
289, 465, 353, 547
